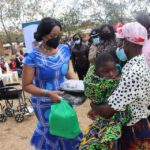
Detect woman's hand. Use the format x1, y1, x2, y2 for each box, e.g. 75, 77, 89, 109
23, 65, 64, 103
48, 91, 64, 103
90, 103, 116, 119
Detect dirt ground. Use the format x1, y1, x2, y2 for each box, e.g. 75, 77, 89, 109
0, 95, 92, 150
0, 60, 92, 150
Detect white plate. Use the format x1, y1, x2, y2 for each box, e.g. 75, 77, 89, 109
60, 80, 84, 92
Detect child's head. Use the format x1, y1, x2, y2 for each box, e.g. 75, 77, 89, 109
95, 53, 119, 79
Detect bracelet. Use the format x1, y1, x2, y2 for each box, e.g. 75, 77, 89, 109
41, 89, 49, 97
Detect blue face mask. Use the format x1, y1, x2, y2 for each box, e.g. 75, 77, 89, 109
93, 37, 100, 45
116, 48, 128, 62
74, 39, 81, 45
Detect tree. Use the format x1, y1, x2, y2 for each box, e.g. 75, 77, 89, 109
129, 0, 150, 14
80, 0, 129, 24
59, 9, 81, 34
0, 0, 17, 54
0, 0, 62, 53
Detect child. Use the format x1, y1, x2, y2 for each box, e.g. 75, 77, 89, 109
79, 53, 131, 150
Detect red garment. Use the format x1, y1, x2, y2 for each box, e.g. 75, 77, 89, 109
10, 61, 16, 71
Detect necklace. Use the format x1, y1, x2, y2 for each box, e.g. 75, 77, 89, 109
42, 44, 53, 52
40, 44, 58, 56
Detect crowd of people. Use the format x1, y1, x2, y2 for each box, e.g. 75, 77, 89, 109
21, 13, 150, 150
0, 50, 24, 78
59, 23, 126, 81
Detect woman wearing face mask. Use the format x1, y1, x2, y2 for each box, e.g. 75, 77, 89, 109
88, 28, 101, 64
97, 24, 117, 56
71, 33, 90, 80
91, 22, 150, 150
22, 17, 82, 150
89, 25, 117, 65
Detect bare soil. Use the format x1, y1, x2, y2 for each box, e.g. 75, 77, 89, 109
0, 97, 92, 150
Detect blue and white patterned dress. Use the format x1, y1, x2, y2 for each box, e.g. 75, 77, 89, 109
23, 44, 83, 150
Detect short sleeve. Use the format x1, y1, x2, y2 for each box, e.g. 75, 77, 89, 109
23, 52, 36, 67
64, 44, 71, 58
108, 69, 140, 111
58, 44, 71, 58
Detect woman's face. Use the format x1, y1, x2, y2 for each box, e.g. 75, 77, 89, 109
73, 35, 81, 45
43, 26, 61, 42
92, 35, 100, 45
115, 38, 129, 62
117, 39, 129, 55
102, 26, 111, 34
42, 26, 61, 49
100, 26, 114, 40
73, 35, 80, 41
96, 61, 119, 79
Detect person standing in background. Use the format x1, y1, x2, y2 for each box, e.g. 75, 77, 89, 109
15, 53, 23, 69
19, 49, 24, 61
9, 56, 17, 71
71, 33, 90, 80
97, 24, 117, 57
88, 28, 101, 64
88, 24, 117, 65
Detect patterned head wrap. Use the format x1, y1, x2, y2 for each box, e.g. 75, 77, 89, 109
116, 22, 147, 45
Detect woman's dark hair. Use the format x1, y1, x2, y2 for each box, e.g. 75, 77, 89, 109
95, 53, 115, 72
73, 33, 81, 40
34, 17, 62, 42
99, 24, 116, 38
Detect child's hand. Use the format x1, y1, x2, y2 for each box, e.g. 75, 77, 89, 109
87, 109, 99, 120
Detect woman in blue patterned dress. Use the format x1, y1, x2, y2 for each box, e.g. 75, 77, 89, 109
22, 17, 82, 150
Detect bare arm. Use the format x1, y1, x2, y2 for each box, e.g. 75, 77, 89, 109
91, 103, 116, 118
22, 65, 63, 102
93, 67, 140, 118
66, 60, 78, 80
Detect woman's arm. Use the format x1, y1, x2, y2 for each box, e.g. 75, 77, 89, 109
91, 103, 116, 118
93, 69, 140, 118
22, 65, 63, 102
66, 60, 78, 80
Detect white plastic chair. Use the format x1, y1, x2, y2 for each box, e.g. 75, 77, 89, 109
5, 63, 18, 82
0, 67, 13, 83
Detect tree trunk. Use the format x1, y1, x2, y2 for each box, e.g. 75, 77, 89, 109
0, 11, 15, 54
